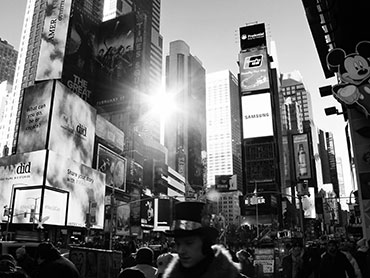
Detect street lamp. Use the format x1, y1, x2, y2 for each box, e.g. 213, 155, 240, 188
5, 183, 27, 240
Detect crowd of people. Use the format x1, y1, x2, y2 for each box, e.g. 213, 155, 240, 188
1, 201, 370, 278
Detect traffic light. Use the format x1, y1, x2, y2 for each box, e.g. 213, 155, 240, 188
85, 213, 92, 228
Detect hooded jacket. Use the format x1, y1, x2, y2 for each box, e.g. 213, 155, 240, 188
162, 245, 246, 278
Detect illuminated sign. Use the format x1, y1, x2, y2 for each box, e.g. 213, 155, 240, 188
292, 133, 312, 180
241, 93, 273, 139
239, 48, 270, 93
239, 23, 266, 50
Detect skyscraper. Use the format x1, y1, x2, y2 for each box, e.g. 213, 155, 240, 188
102, 0, 163, 142
206, 70, 243, 191
10, 0, 103, 153
0, 39, 17, 84
165, 40, 206, 190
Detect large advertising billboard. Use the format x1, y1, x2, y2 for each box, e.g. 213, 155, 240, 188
36, 0, 72, 80
0, 150, 47, 219
239, 48, 270, 93
49, 81, 96, 166
95, 115, 125, 152
241, 93, 274, 139
239, 23, 266, 50
140, 196, 154, 229
94, 13, 137, 109
96, 144, 127, 191
46, 151, 105, 228
292, 133, 312, 180
115, 200, 130, 236
17, 82, 54, 154
154, 198, 171, 232
215, 175, 238, 192
296, 187, 316, 219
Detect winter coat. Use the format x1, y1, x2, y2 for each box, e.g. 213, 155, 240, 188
342, 251, 362, 278
319, 251, 355, 278
162, 245, 246, 278
281, 252, 313, 278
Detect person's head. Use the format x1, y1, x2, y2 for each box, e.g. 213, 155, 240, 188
164, 201, 219, 268
15, 246, 26, 260
327, 239, 339, 255
118, 268, 145, 278
291, 242, 303, 257
236, 249, 252, 263
37, 242, 60, 264
135, 247, 154, 265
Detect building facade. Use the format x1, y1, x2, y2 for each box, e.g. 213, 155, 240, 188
206, 70, 243, 191
165, 40, 206, 191
0, 39, 17, 84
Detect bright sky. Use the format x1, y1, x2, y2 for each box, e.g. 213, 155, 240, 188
0, 0, 352, 202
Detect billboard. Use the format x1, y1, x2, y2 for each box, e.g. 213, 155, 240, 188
298, 187, 316, 219
49, 81, 96, 166
239, 48, 270, 93
17, 82, 54, 154
154, 198, 171, 232
94, 13, 137, 109
95, 115, 125, 152
96, 144, 127, 191
115, 200, 130, 236
241, 93, 273, 139
36, 0, 72, 80
215, 175, 238, 192
292, 133, 312, 180
140, 196, 154, 229
239, 23, 266, 50
46, 150, 105, 228
0, 150, 47, 219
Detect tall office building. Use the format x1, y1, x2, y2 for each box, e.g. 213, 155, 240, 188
102, 0, 163, 142
165, 40, 206, 190
0, 39, 17, 84
206, 70, 243, 191
0, 81, 14, 156
326, 131, 340, 197
10, 0, 103, 153
281, 71, 314, 122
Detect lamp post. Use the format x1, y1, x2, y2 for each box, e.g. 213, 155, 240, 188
5, 183, 27, 240
27, 197, 40, 231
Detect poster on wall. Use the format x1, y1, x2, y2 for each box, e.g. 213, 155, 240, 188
49, 81, 96, 167
292, 133, 312, 180
299, 187, 316, 219
0, 150, 47, 219
241, 93, 273, 139
239, 48, 270, 93
97, 144, 127, 191
36, 0, 72, 80
116, 200, 130, 236
140, 196, 154, 229
16, 81, 53, 154
46, 150, 105, 229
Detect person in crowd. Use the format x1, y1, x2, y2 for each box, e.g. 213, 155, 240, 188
162, 201, 246, 278
319, 239, 355, 278
33, 242, 80, 278
236, 249, 255, 278
281, 241, 313, 278
339, 241, 362, 278
155, 253, 174, 278
118, 268, 145, 278
14, 246, 36, 278
354, 238, 370, 278
0, 254, 28, 278
127, 247, 157, 278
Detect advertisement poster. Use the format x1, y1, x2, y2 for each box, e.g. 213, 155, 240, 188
154, 198, 171, 232
140, 196, 154, 229
46, 151, 105, 228
94, 13, 137, 109
126, 159, 144, 191
292, 133, 312, 180
62, 8, 100, 104
241, 93, 273, 139
12, 187, 42, 224
215, 175, 238, 192
17, 81, 53, 154
129, 186, 141, 228
239, 23, 266, 50
116, 200, 130, 236
239, 48, 270, 93
42, 187, 69, 226
36, 0, 72, 80
300, 187, 316, 219
49, 81, 96, 166
95, 115, 125, 152
0, 150, 46, 219
97, 144, 127, 191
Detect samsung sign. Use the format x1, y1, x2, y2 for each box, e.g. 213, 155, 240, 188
242, 93, 273, 139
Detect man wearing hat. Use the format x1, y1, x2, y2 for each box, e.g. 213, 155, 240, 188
162, 201, 246, 278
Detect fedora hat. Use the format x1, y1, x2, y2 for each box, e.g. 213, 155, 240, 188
164, 201, 219, 239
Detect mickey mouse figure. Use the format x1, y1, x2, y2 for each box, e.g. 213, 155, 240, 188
326, 41, 370, 117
